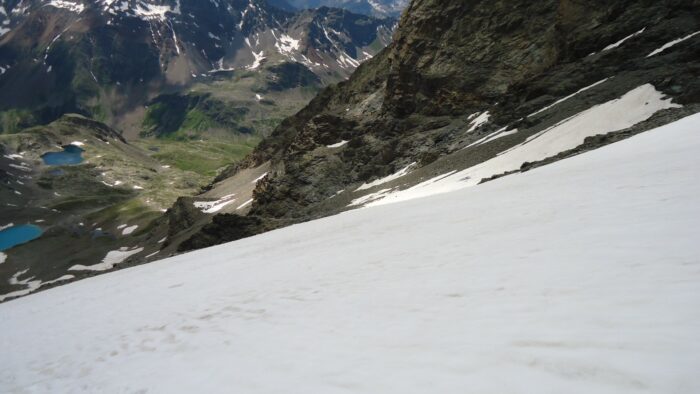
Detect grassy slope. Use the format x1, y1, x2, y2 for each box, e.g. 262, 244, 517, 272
135, 136, 261, 177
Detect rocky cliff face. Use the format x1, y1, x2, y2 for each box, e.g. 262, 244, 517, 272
172, 0, 700, 251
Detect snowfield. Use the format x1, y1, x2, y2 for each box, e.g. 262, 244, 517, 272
1, 114, 699, 393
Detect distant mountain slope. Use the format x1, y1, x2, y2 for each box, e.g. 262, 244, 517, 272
168, 0, 700, 251
1, 112, 699, 393
0, 0, 394, 289
0, 114, 213, 299
0, 0, 394, 133
286, 0, 408, 17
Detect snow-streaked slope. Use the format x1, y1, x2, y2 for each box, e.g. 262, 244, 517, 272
364, 84, 680, 207
1, 114, 700, 392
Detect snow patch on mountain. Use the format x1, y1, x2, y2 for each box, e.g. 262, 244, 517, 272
366, 84, 680, 207
237, 198, 253, 209
121, 225, 138, 235
275, 33, 300, 55
602, 27, 645, 51
356, 162, 416, 191
0, 271, 73, 302
327, 140, 348, 148
251, 172, 268, 184
194, 194, 237, 214
45, 0, 85, 13
133, 1, 179, 21
647, 31, 700, 57
69, 247, 144, 272
247, 50, 265, 70
529, 79, 609, 118
467, 111, 490, 132
466, 126, 518, 148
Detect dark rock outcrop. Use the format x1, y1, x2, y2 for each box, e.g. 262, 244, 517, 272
178, 214, 270, 251
176, 0, 700, 251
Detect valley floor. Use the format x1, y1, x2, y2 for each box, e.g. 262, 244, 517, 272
1, 114, 699, 392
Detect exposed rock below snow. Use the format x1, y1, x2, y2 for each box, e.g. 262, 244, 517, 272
173, 0, 700, 252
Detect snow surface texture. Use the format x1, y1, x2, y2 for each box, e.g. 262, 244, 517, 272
364, 84, 679, 207
1, 113, 699, 392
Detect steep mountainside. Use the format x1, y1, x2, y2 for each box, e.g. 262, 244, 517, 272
2, 0, 699, 300
0, 0, 393, 297
0, 0, 394, 133
168, 0, 700, 251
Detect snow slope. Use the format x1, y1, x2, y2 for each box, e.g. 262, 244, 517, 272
1, 114, 699, 393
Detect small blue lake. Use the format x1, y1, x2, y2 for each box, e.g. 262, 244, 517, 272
42, 145, 84, 166
0, 224, 43, 251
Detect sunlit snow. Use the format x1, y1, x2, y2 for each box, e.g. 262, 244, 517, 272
45, 0, 85, 13
275, 34, 300, 54
0, 113, 698, 392
356, 162, 416, 191
529, 78, 609, 118
647, 31, 700, 57
466, 111, 490, 132
327, 140, 349, 148
122, 225, 138, 235
588, 27, 646, 55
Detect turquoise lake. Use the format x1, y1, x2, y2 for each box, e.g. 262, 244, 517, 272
0, 224, 43, 251
42, 145, 84, 166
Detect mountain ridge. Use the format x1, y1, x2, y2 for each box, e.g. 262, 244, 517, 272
0, 0, 395, 133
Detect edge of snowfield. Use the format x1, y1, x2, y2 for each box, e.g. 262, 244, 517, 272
359, 83, 680, 207
1, 114, 700, 393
